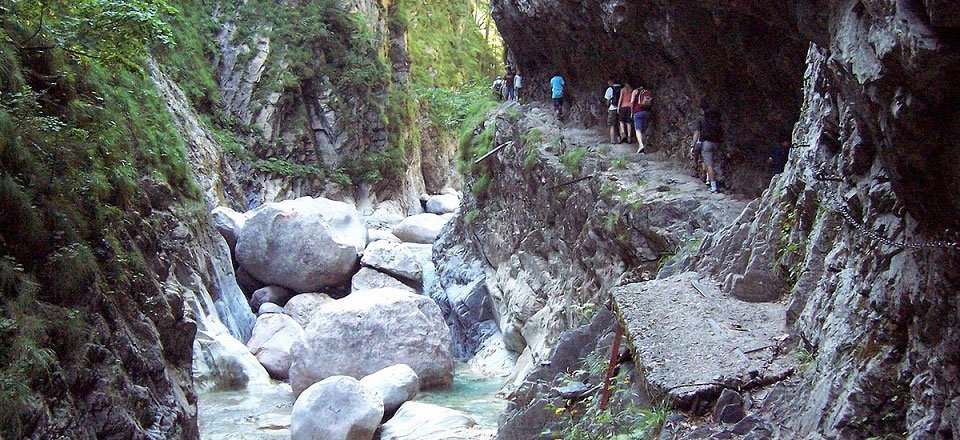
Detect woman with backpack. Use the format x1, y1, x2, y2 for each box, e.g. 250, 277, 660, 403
631, 86, 653, 153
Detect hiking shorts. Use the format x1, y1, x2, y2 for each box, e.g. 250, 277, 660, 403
702, 141, 719, 168
607, 109, 619, 126
618, 107, 632, 123
633, 110, 652, 132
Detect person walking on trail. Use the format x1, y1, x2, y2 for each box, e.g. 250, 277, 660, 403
632, 86, 653, 153
492, 76, 504, 100
550, 73, 565, 119
513, 70, 523, 103
691, 103, 724, 193
769, 138, 790, 174
618, 82, 635, 144
505, 66, 517, 101
604, 78, 623, 143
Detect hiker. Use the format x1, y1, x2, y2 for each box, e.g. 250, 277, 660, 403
550, 73, 565, 119
492, 76, 504, 100
631, 86, 653, 153
618, 82, 634, 144
691, 103, 723, 193
604, 78, 623, 143
769, 138, 790, 174
505, 66, 517, 101
513, 70, 522, 102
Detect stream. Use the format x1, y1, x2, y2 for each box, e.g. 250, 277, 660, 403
198, 366, 508, 438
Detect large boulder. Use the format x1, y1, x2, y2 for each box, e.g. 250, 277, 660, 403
236, 197, 367, 293
391, 213, 451, 244
250, 285, 296, 312
360, 241, 423, 283
247, 313, 304, 380
351, 268, 416, 294
211, 206, 247, 251
289, 288, 453, 395
290, 376, 383, 440
283, 293, 335, 328
424, 194, 460, 214
378, 402, 476, 440
193, 322, 271, 392
359, 364, 420, 419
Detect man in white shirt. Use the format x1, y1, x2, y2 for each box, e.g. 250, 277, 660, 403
604, 79, 622, 143
513, 71, 522, 102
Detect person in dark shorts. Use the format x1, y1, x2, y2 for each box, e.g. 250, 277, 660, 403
604, 79, 622, 143
504, 66, 516, 101
632, 86, 653, 153
691, 103, 723, 193
618, 82, 634, 143
551, 73, 565, 119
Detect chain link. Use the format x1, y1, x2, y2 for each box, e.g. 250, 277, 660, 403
807, 157, 960, 251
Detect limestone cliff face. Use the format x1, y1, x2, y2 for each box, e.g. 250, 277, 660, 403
491, 0, 808, 196
492, 0, 960, 437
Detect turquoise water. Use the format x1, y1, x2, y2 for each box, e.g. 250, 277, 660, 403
416, 366, 509, 428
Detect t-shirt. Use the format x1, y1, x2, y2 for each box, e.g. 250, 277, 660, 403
514, 74, 522, 88
696, 112, 723, 142
604, 87, 616, 111
505, 72, 516, 88
551, 76, 565, 98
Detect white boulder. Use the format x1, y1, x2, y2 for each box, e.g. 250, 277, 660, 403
290, 376, 383, 440
360, 241, 423, 283
193, 322, 271, 392
359, 364, 420, 418
351, 268, 416, 294
425, 194, 460, 214
247, 313, 304, 380
379, 402, 476, 440
283, 293, 335, 328
251, 285, 296, 312
258, 302, 284, 315
368, 228, 401, 244
211, 206, 247, 250
236, 197, 368, 293
289, 288, 453, 395
392, 213, 450, 244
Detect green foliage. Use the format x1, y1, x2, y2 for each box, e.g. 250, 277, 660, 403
560, 146, 588, 175
396, 0, 500, 89
0, 14, 196, 435
5, 0, 177, 68
416, 80, 498, 134
471, 173, 492, 198
611, 157, 629, 170
795, 347, 814, 372
464, 208, 480, 225
656, 235, 705, 274
252, 158, 324, 178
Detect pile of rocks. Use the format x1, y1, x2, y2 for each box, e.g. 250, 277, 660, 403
207, 194, 479, 439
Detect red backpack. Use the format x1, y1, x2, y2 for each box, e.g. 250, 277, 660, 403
632, 88, 653, 112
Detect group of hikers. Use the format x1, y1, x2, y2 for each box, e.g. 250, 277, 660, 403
489, 70, 791, 195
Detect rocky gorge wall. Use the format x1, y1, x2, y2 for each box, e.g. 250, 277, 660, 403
488, 0, 960, 438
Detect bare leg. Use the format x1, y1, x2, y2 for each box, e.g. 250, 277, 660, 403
635, 127, 645, 153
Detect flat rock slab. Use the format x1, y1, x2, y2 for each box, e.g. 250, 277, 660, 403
612, 271, 795, 408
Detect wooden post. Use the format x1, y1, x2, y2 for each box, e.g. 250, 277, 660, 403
599, 323, 623, 410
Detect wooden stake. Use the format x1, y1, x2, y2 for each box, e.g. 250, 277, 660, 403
599, 323, 623, 410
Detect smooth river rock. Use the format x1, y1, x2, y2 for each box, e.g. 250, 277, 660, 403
424, 193, 460, 214
360, 240, 423, 283
290, 376, 383, 440
283, 293, 335, 328
247, 313, 304, 380
359, 364, 420, 418
378, 401, 476, 440
391, 213, 451, 244
250, 285, 296, 312
351, 267, 416, 294
210, 206, 247, 251
236, 197, 367, 293
289, 288, 453, 395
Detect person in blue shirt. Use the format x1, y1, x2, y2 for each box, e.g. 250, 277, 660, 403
550, 73, 565, 119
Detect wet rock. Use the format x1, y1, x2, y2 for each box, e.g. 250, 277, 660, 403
359, 364, 420, 419
258, 302, 284, 315
193, 321, 271, 392
251, 285, 296, 312
379, 402, 476, 440
289, 288, 453, 395
425, 193, 460, 214
360, 240, 423, 283
236, 197, 368, 293
351, 267, 416, 294
713, 388, 746, 424
290, 376, 383, 440
283, 293, 335, 328
247, 313, 304, 380
392, 213, 451, 244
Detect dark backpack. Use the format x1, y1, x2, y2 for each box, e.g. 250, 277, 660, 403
608, 84, 622, 107
701, 111, 723, 142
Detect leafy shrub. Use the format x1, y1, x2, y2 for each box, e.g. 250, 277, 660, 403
560, 146, 588, 175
